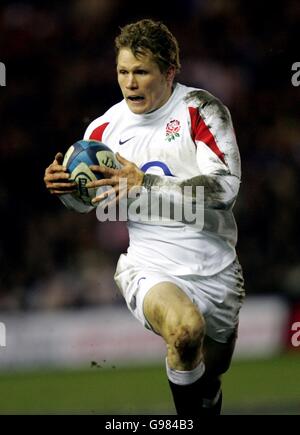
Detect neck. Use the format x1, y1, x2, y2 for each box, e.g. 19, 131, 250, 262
146, 83, 174, 114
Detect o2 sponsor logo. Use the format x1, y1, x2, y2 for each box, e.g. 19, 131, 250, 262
140, 161, 174, 176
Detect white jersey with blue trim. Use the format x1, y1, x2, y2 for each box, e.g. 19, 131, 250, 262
83, 83, 241, 276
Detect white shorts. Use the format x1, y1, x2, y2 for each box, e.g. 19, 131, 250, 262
114, 254, 245, 343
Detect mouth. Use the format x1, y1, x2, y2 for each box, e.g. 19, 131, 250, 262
127, 96, 145, 102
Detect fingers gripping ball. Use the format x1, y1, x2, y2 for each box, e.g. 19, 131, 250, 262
63, 140, 120, 207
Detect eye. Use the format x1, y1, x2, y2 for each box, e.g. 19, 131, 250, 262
118, 70, 128, 75
136, 69, 148, 75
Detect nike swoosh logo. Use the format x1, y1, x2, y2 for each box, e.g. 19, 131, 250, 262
119, 136, 135, 145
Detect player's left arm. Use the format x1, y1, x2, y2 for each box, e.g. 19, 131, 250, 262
139, 94, 240, 210
88, 157, 238, 212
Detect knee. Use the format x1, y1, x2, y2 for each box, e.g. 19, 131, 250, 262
165, 307, 205, 364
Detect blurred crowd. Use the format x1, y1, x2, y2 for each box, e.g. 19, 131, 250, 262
0, 0, 299, 311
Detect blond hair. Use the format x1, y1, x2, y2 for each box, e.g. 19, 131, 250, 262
115, 19, 181, 73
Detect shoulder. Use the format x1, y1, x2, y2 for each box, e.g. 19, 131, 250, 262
83, 99, 126, 140
182, 86, 231, 122
177, 84, 233, 136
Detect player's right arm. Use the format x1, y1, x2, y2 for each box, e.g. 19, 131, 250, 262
44, 152, 77, 195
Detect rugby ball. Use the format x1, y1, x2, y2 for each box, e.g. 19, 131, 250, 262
63, 140, 119, 208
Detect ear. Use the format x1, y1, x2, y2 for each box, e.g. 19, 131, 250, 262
166, 66, 176, 85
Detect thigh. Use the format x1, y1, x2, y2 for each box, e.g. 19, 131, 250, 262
143, 281, 205, 340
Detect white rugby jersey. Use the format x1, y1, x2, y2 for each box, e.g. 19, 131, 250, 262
83, 83, 241, 276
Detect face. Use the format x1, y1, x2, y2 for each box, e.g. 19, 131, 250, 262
117, 48, 174, 114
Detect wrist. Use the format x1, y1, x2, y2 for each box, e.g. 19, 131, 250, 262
142, 173, 158, 191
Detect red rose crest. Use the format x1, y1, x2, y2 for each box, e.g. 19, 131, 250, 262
165, 119, 181, 142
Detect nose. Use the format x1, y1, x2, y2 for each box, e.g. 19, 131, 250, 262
126, 73, 138, 89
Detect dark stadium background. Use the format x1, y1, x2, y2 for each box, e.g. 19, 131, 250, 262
0, 0, 299, 414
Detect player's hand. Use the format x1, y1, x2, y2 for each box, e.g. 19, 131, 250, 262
87, 152, 144, 205
44, 152, 77, 195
